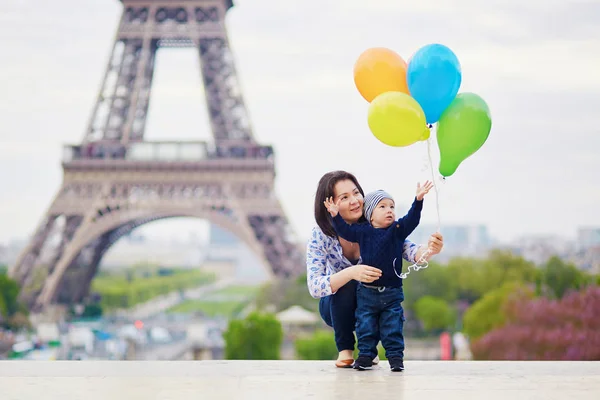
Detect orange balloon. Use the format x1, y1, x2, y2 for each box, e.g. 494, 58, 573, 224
353, 48, 409, 102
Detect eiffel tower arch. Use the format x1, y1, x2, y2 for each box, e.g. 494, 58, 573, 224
10, 0, 304, 312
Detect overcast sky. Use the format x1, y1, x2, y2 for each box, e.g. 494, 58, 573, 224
1, 0, 599, 248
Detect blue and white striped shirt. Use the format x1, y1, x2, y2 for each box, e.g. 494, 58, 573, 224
306, 225, 421, 298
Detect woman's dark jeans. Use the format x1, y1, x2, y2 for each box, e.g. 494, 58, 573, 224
318, 279, 358, 352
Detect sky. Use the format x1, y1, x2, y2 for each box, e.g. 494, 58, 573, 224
1, 0, 599, 248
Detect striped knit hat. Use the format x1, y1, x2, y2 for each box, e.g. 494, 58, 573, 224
364, 190, 394, 223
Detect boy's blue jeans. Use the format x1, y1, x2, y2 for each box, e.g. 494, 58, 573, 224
355, 283, 406, 359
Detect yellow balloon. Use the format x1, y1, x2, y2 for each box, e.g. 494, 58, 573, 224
367, 92, 429, 147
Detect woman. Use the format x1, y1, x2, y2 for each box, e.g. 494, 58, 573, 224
306, 170, 444, 368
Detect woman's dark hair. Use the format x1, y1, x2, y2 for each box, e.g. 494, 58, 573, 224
314, 170, 365, 238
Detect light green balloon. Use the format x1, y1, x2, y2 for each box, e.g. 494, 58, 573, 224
437, 92, 492, 177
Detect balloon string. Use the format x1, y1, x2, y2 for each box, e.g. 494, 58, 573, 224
426, 135, 441, 233
396, 129, 441, 279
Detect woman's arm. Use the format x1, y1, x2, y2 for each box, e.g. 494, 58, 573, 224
403, 232, 444, 263
306, 227, 345, 298
306, 228, 380, 298
329, 267, 358, 294
414, 244, 431, 262
329, 264, 382, 292
402, 239, 421, 263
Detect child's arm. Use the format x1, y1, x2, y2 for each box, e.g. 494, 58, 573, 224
332, 214, 364, 243
395, 181, 432, 238
395, 197, 423, 238
323, 196, 370, 242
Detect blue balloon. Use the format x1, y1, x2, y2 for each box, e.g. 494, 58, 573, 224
407, 44, 462, 124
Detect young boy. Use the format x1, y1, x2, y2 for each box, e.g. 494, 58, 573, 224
324, 180, 433, 371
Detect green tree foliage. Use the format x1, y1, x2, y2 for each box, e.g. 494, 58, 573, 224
0, 293, 6, 320
401, 250, 540, 337
0, 273, 29, 330
540, 256, 591, 299
414, 296, 456, 332
471, 286, 600, 360
91, 269, 215, 310
223, 312, 283, 360
295, 330, 338, 360
81, 304, 103, 319
462, 282, 533, 340
403, 250, 538, 313
0, 274, 20, 317
255, 274, 318, 313
445, 250, 538, 304
483, 250, 539, 285
402, 261, 457, 311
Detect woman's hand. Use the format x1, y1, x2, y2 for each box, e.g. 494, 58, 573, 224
351, 264, 382, 283
415, 232, 444, 262
427, 232, 444, 256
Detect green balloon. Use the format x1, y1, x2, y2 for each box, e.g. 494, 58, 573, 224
437, 92, 492, 177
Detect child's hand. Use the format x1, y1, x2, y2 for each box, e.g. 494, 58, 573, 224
416, 180, 434, 200
323, 196, 341, 217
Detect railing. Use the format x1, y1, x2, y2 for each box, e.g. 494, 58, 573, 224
62, 141, 274, 163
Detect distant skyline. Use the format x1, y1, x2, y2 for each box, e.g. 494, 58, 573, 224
1, 0, 599, 248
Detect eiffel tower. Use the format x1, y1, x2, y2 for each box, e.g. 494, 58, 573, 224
10, 0, 304, 312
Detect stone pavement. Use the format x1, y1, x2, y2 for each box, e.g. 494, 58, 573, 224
1, 360, 598, 400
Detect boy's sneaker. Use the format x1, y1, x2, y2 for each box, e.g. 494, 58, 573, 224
353, 355, 373, 370
372, 355, 380, 365
388, 357, 404, 372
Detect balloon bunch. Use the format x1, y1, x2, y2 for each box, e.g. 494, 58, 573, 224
354, 44, 492, 177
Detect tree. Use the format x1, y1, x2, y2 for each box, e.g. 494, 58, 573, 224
0, 274, 20, 317
446, 250, 538, 305
483, 250, 539, 286
462, 282, 533, 340
223, 311, 283, 360
445, 257, 488, 304
413, 296, 456, 332
254, 276, 318, 313
295, 330, 338, 360
402, 261, 458, 311
81, 304, 103, 319
471, 286, 600, 360
540, 256, 589, 299
0, 274, 29, 330
0, 294, 6, 321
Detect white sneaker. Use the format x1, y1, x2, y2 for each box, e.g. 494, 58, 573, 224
372, 355, 380, 365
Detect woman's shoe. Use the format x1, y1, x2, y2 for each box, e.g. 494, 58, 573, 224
335, 359, 355, 368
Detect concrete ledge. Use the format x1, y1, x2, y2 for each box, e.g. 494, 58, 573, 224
1, 360, 599, 399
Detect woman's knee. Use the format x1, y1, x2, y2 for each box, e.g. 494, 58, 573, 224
332, 280, 357, 305
319, 297, 333, 327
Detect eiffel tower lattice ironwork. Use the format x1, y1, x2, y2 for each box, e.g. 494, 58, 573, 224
10, 0, 304, 311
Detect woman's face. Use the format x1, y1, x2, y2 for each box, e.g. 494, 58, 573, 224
333, 179, 364, 223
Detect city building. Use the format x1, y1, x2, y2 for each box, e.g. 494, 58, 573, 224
577, 228, 600, 249
408, 224, 493, 261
